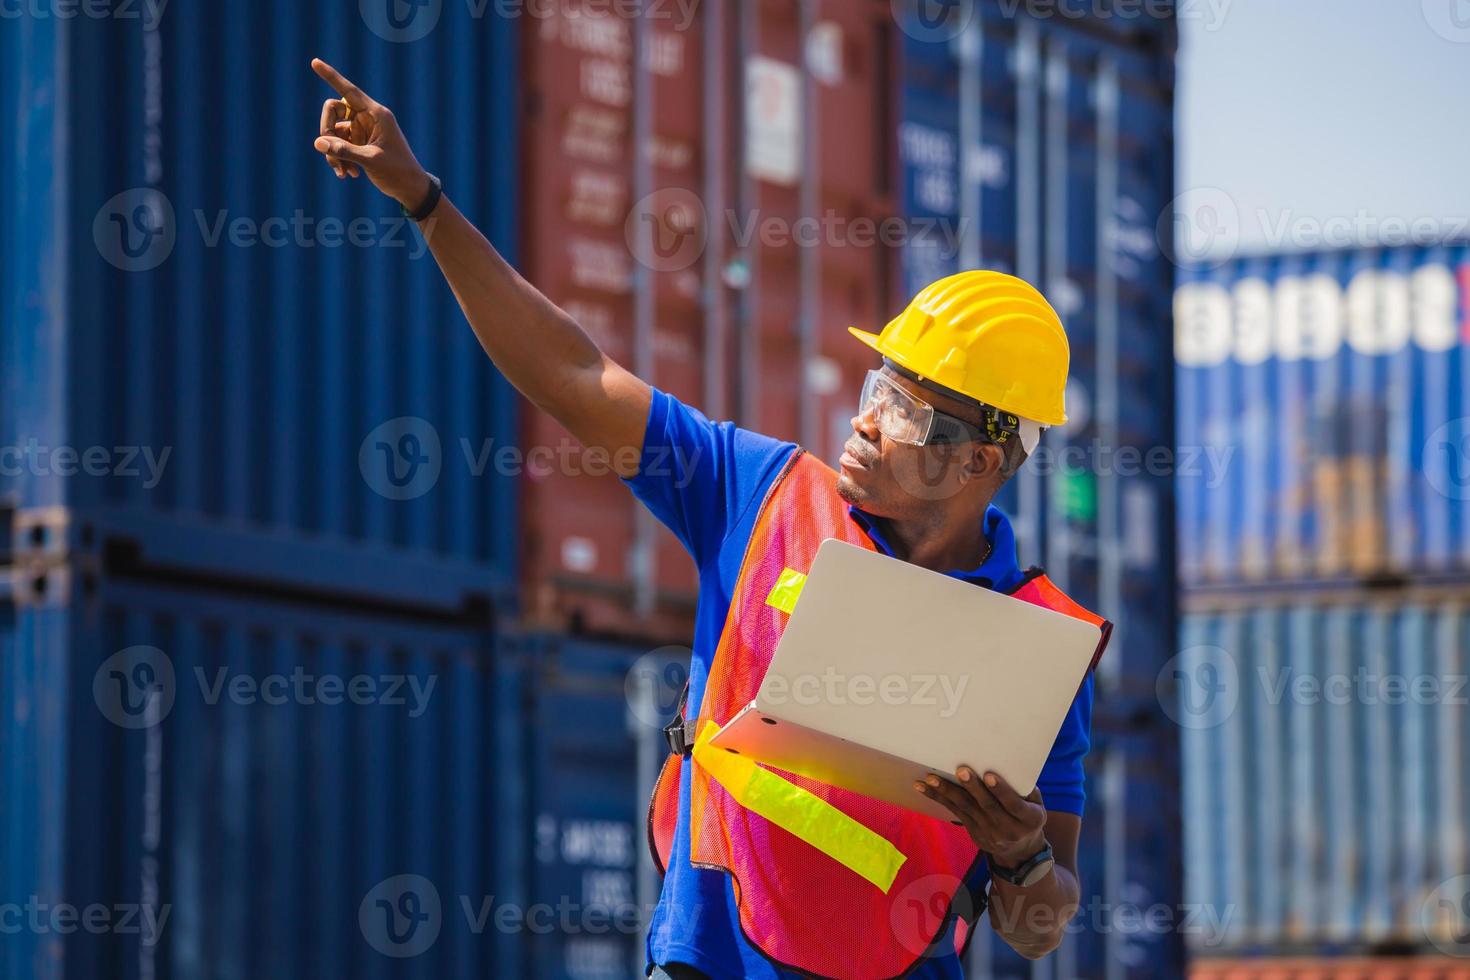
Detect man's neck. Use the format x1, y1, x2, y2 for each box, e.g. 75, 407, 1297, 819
871, 504, 993, 574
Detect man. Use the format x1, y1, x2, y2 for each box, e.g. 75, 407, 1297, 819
311, 58, 1108, 980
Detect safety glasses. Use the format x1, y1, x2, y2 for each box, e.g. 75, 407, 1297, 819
858, 370, 999, 447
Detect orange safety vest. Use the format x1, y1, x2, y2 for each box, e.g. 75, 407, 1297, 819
647, 450, 1112, 979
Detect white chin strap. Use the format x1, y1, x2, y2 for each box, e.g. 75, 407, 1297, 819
1018, 419, 1044, 456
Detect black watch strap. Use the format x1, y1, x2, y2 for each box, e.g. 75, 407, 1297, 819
401, 173, 443, 222
989, 843, 1054, 887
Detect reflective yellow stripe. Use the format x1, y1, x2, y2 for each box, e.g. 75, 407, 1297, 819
764, 568, 808, 614
692, 721, 907, 892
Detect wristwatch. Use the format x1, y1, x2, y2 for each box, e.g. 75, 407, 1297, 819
988, 842, 1055, 887
401, 173, 443, 222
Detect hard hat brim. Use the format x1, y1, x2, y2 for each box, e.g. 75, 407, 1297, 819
848, 326, 884, 355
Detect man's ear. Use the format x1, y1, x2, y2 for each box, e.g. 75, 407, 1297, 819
970, 441, 1007, 482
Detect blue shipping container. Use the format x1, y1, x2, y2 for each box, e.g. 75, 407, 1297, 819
1176, 244, 1470, 588
1, 5, 520, 611
1178, 597, 1470, 955
0, 573, 528, 980
515, 634, 665, 980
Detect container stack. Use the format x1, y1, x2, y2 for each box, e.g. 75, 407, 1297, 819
1, 7, 535, 978
890, 2, 1181, 977
5, 2, 1184, 979
1175, 244, 1470, 972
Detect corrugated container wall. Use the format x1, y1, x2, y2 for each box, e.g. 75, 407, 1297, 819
515, 634, 671, 980
1178, 599, 1470, 958
0, 6, 521, 613
0, 574, 527, 980
519, 0, 899, 641
1176, 244, 1470, 588
890, 2, 1181, 978
1192, 959, 1470, 980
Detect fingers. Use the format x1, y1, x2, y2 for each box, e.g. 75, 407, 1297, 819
313, 137, 381, 169
915, 775, 979, 830
319, 99, 348, 178
965, 768, 1035, 821
311, 58, 375, 112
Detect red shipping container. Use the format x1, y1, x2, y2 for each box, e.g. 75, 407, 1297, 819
520, 0, 898, 641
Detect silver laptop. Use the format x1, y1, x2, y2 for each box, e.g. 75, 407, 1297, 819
707, 538, 1104, 822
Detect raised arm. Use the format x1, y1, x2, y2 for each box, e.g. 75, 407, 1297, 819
310, 58, 651, 473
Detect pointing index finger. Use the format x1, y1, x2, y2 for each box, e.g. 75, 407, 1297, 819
312, 58, 374, 112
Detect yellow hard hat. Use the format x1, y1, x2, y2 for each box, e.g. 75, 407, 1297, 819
848, 270, 1070, 427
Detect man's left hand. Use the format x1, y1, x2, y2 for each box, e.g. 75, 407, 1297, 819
915, 767, 1048, 867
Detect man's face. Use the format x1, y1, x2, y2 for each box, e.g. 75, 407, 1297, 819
835, 367, 1003, 517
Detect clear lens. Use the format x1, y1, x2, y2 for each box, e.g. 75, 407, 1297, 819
858, 370, 933, 445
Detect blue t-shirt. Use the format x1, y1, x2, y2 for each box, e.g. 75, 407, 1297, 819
624, 389, 1094, 980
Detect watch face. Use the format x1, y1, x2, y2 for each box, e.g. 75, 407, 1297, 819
1020, 857, 1056, 888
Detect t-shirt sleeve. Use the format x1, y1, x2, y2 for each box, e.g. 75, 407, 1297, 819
621, 388, 797, 570
1035, 671, 1094, 817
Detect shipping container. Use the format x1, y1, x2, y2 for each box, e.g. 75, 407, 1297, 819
1175, 244, 1470, 589
1178, 596, 1470, 957
514, 633, 670, 980
0, 570, 527, 980
0, 4, 521, 613
518, 0, 898, 640
1191, 959, 1470, 980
